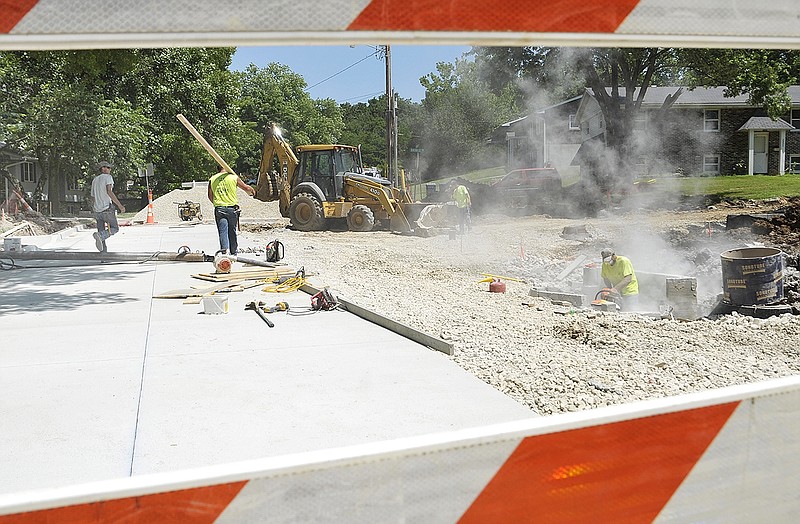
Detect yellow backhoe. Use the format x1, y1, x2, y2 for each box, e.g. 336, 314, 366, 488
253, 124, 425, 232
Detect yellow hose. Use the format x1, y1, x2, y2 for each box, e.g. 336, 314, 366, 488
262, 267, 306, 293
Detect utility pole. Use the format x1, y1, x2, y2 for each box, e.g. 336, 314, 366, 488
384, 44, 396, 185
393, 92, 399, 186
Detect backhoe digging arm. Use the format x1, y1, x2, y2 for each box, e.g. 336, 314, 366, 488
255, 124, 299, 218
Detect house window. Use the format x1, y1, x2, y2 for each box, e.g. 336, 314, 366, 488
704, 109, 720, 132
568, 114, 579, 130
789, 155, 800, 173
66, 175, 79, 191
634, 114, 647, 131
703, 154, 720, 173
791, 109, 800, 129
21, 162, 36, 183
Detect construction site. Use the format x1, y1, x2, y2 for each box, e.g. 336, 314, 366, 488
2, 1, 800, 522
2, 180, 800, 519
6, 182, 800, 417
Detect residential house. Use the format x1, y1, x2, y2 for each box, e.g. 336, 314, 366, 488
0, 148, 41, 213
573, 86, 800, 177
1, 148, 104, 215
492, 96, 583, 186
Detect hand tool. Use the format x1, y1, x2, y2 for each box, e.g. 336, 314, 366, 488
245, 301, 274, 327
263, 301, 289, 313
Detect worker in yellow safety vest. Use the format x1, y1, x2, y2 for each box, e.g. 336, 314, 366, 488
452, 184, 471, 234
600, 247, 639, 311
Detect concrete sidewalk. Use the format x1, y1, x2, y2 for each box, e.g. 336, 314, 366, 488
0, 222, 535, 495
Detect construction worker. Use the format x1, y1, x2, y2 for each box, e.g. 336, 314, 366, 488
600, 247, 639, 311
90, 161, 125, 252
208, 170, 255, 255
452, 183, 471, 234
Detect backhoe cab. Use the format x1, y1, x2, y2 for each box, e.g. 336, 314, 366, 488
254, 124, 421, 232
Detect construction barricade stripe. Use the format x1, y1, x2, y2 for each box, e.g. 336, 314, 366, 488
3, 0, 800, 47
1, 377, 798, 523
347, 0, 641, 33
0, 0, 37, 33
458, 403, 738, 523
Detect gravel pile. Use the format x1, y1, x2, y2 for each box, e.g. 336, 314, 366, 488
239, 205, 800, 416
132, 183, 285, 226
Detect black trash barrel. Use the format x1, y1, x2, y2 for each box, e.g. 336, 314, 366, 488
720, 247, 784, 305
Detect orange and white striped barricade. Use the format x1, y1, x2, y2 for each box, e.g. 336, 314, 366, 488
1, 376, 799, 523
2, 1, 800, 49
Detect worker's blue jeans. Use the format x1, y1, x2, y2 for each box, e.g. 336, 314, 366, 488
214, 205, 239, 254
94, 205, 119, 240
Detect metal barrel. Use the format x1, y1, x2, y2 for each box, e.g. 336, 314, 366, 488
720, 247, 784, 305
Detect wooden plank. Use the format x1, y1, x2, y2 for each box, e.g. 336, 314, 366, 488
191, 268, 296, 283
556, 254, 588, 281
154, 280, 245, 298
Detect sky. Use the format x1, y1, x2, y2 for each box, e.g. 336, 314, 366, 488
230, 45, 471, 104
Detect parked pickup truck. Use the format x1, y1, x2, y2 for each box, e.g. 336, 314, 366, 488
492, 167, 563, 212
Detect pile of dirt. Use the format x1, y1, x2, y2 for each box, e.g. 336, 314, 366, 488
0, 211, 84, 236
131, 183, 285, 225
751, 197, 800, 250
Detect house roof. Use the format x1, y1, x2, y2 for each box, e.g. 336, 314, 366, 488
587, 86, 800, 107
498, 95, 583, 128
738, 116, 795, 131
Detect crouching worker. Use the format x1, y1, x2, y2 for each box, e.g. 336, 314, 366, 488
600, 247, 639, 311
208, 170, 255, 255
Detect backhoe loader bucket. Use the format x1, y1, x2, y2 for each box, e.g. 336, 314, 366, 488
389, 206, 413, 233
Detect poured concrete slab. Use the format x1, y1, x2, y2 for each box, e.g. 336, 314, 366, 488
0, 223, 535, 495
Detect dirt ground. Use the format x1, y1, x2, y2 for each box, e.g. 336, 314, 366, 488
240, 197, 800, 415
5, 194, 800, 415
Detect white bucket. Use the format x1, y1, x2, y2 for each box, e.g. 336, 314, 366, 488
202, 296, 229, 315
3, 238, 22, 252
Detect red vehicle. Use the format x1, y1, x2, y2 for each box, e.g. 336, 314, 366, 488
492, 167, 563, 212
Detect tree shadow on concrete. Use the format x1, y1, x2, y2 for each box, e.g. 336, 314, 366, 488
0, 262, 150, 315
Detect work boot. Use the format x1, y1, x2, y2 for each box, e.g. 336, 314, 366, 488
93, 232, 104, 252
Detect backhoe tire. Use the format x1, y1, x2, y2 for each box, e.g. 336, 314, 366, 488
289, 193, 325, 231
347, 205, 375, 232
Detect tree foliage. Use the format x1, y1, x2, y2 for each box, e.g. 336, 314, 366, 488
0, 48, 242, 213
419, 58, 519, 180
234, 63, 344, 178
680, 49, 800, 118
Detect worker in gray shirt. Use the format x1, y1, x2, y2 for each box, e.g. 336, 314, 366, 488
90, 161, 125, 252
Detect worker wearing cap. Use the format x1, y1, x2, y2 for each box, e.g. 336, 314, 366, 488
90, 161, 125, 252
208, 170, 255, 255
600, 248, 639, 310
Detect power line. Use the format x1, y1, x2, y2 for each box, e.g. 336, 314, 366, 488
307, 50, 379, 90
339, 90, 385, 103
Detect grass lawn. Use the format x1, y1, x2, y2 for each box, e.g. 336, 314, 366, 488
676, 174, 800, 201
412, 169, 800, 205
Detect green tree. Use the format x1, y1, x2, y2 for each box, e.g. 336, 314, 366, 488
680, 49, 800, 118
420, 59, 519, 180
0, 50, 148, 214
339, 96, 387, 169
235, 63, 344, 177
111, 47, 244, 193
0, 48, 242, 213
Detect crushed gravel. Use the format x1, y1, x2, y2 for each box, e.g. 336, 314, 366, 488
146, 188, 800, 415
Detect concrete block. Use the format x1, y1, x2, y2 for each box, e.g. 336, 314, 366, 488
530, 288, 586, 307
666, 278, 697, 302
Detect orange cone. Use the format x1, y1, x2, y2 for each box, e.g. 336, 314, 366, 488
145, 189, 155, 224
